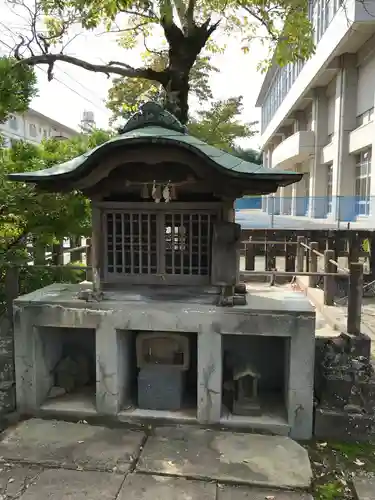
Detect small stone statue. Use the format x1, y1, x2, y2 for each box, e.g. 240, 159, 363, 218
76, 288, 103, 302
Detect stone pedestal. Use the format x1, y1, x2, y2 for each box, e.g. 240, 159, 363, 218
12, 283, 316, 439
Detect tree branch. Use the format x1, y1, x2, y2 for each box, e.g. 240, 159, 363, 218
95, 21, 150, 35
186, 0, 196, 31
242, 5, 279, 42
118, 9, 158, 21
17, 53, 168, 84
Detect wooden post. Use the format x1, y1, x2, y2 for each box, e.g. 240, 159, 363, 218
285, 235, 296, 272
309, 242, 319, 287
32, 237, 46, 265
51, 241, 64, 265
5, 267, 20, 327
347, 262, 363, 335
324, 249, 336, 306
369, 232, 375, 279
266, 231, 276, 271
70, 236, 82, 263
86, 238, 92, 281
296, 236, 305, 272
348, 231, 360, 265
245, 238, 255, 271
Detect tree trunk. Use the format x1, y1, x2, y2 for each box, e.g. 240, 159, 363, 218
161, 19, 218, 124
163, 67, 190, 125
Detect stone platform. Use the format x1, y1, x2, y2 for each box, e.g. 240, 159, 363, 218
13, 283, 315, 440
0, 419, 313, 499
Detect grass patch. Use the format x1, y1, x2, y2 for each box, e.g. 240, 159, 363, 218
306, 440, 375, 499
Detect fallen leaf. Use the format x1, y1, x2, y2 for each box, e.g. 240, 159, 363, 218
317, 442, 327, 448
8, 478, 14, 483
354, 459, 365, 466
77, 441, 84, 444
265, 496, 275, 500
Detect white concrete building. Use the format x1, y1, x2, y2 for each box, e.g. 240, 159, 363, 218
256, 0, 375, 223
0, 108, 78, 147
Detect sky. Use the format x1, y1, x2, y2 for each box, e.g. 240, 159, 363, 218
0, 1, 268, 149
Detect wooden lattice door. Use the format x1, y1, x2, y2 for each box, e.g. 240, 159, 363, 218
103, 208, 217, 284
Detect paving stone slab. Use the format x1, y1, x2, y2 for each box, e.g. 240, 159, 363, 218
0, 418, 145, 473
137, 426, 312, 489
353, 475, 375, 500
0, 463, 43, 499
117, 473, 216, 500
218, 484, 314, 500
18, 468, 124, 499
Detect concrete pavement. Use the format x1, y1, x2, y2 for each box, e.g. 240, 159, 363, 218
0, 419, 314, 499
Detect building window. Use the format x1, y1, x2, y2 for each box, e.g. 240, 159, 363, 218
261, 0, 343, 132
327, 164, 333, 214
29, 123, 37, 138
8, 116, 18, 131
355, 149, 371, 216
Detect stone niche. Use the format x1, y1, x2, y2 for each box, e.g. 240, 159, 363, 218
33, 327, 96, 410
222, 335, 288, 420
119, 331, 197, 414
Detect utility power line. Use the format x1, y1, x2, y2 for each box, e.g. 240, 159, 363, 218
0, 24, 110, 116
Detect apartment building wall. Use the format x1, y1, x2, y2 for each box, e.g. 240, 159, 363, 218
0, 109, 78, 147
257, 0, 375, 222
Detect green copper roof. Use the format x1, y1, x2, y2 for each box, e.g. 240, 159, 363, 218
8, 102, 302, 186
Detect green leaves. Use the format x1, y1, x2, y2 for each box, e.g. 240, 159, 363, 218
107, 52, 217, 122
188, 96, 258, 151
0, 130, 112, 264
0, 58, 38, 124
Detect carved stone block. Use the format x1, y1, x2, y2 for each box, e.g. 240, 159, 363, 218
136, 332, 190, 370
138, 366, 185, 411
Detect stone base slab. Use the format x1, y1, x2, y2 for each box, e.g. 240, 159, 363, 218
0, 418, 145, 473
0, 419, 313, 493
0, 467, 314, 500
137, 426, 313, 489
353, 475, 375, 500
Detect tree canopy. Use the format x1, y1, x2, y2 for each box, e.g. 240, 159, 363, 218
232, 146, 262, 165
188, 96, 257, 151
0, 0, 314, 124
0, 57, 38, 123
0, 130, 111, 262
